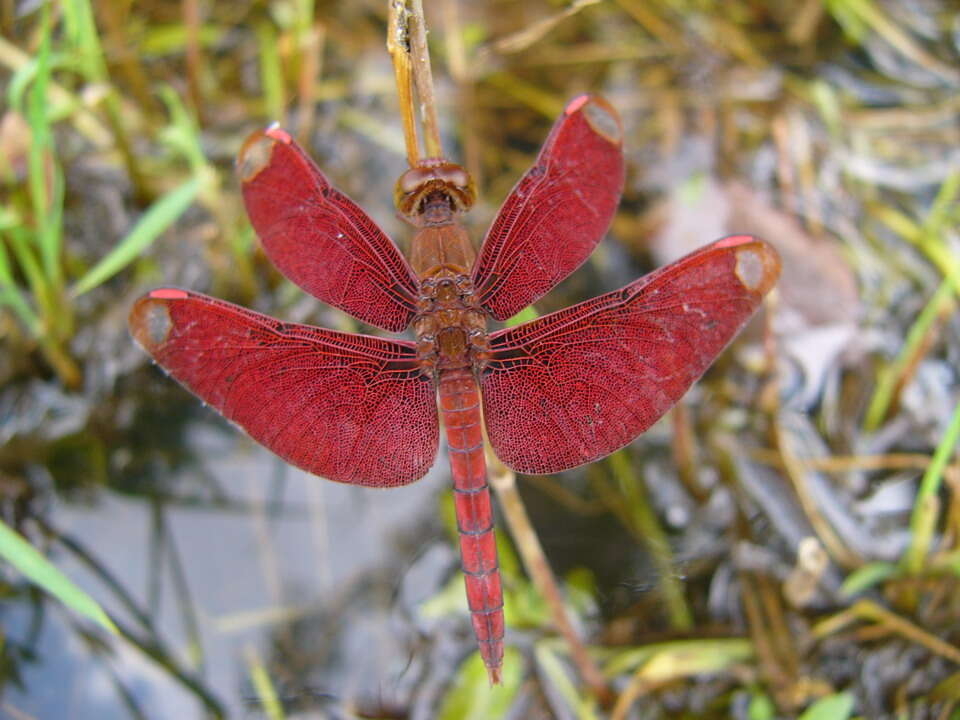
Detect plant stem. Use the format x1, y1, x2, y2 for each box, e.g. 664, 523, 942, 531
488, 452, 612, 703
408, 0, 443, 159
387, 0, 421, 167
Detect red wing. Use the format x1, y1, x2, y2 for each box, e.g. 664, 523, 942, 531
471, 95, 625, 321
238, 127, 419, 332
129, 289, 438, 486
480, 237, 780, 474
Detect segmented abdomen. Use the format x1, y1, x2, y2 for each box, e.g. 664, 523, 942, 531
438, 367, 504, 684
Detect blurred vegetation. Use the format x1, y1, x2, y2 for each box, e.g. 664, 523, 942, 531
1, 0, 960, 718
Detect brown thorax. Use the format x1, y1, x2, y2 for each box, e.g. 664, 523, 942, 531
400, 161, 488, 375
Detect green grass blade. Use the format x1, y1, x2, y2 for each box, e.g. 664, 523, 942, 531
8, 54, 39, 112
256, 22, 285, 122
602, 638, 754, 677
534, 643, 598, 719
7, 225, 48, 313
904, 398, 960, 573
0, 518, 117, 634
876, 173, 960, 299
27, 1, 61, 288
748, 693, 776, 720
863, 280, 954, 432
797, 691, 855, 720
39, 160, 65, 286
62, 0, 109, 83
0, 233, 40, 333
505, 305, 539, 327
866, 172, 960, 432
158, 86, 206, 174
925, 170, 960, 233
438, 647, 523, 720
71, 177, 200, 297
839, 561, 899, 597
245, 646, 285, 720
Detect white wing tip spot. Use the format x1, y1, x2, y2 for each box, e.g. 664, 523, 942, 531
734, 244, 779, 295
582, 98, 623, 146
131, 299, 174, 348
238, 133, 278, 183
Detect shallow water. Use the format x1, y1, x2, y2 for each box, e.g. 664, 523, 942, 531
5, 418, 451, 717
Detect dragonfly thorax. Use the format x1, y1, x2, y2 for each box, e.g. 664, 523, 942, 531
414, 274, 489, 374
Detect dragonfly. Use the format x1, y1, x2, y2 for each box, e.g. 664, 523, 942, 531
129, 94, 780, 684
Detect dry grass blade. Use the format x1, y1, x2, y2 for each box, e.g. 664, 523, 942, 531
492, 0, 602, 55
812, 599, 960, 665
388, 0, 443, 163
774, 423, 862, 569
408, 0, 442, 159
840, 0, 960, 83
387, 0, 421, 166
487, 451, 612, 705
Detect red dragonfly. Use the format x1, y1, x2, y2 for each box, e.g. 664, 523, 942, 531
129, 95, 780, 684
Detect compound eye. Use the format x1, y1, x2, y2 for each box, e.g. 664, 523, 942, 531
446, 167, 469, 189
430, 164, 469, 189
399, 167, 430, 193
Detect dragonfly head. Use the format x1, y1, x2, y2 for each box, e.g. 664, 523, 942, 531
395, 160, 475, 223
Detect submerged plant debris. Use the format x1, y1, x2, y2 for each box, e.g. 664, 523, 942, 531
1, 1, 959, 718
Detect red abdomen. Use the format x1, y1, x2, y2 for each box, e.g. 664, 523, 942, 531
438, 368, 504, 684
